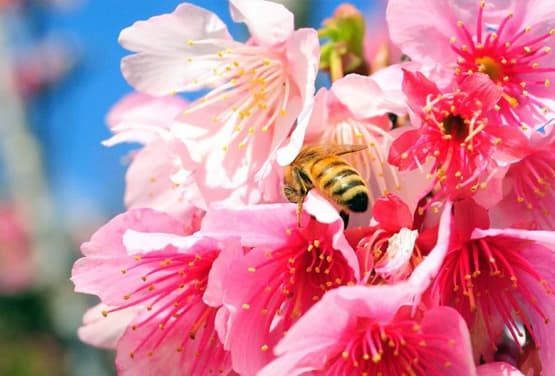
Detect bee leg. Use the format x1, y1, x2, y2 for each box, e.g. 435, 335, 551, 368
339, 210, 350, 228
296, 201, 304, 228
292, 167, 311, 228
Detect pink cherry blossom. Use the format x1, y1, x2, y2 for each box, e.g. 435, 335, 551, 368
258, 201, 477, 376
388, 70, 528, 205
199, 193, 360, 375
387, 0, 555, 131
492, 120, 555, 230
259, 286, 476, 376
119, 1, 319, 202
104, 92, 208, 219
71, 208, 238, 375
431, 199, 555, 371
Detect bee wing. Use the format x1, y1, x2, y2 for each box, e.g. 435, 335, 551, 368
323, 144, 368, 156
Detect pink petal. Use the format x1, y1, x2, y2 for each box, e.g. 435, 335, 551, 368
119, 4, 235, 95
229, 0, 293, 46
332, 73, 406, 118
386, 0, 459, 65
459, 73, 503, 112
203, 238, 243, 307
115, 305, 231, 376
276, 88, 327, 166
401, 69, 440, 113
106, 92, 186, 133
273, 27, 320, 166
372, 194, 413, 230
79, 208, 186, 257
78, 303, 139, 350
476, 362, 525, 375
408, 201, 453, 297
124, 140, 206, 217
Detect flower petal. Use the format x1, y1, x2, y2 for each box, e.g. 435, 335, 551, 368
229, 0, 294, 46
119, 3, 236, 95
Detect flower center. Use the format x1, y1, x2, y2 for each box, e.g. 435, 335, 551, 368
442, 114, 468, 141
474, 55, 503, 81
450, 1, 555, 128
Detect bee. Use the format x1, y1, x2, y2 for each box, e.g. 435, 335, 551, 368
283, 144, 369, 227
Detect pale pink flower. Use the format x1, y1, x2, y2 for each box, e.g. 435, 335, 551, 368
0, 203, 33, 293
104, 92, 208, 219
431, 199, 555, 371
261, 288, 476, 376
387, 0, 555, 131
199, 193, 360, 375
120, 0, 319, 202
71, 208, 237, 375
388, 70, 528, 204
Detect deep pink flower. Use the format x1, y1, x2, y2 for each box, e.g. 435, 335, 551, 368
120, 1, 319, 201
199, 193, 360, 375
388, 70, 528, 204
492, 121, 555, 230
387, 0, 555, 130
431, 199, 555, 370
259, 287, 476, 376
71, 208, 238, 375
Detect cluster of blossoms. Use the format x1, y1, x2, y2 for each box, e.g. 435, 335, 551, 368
72, 0, 555, 375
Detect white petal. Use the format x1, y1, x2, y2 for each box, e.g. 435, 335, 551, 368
229, 0, 294, 46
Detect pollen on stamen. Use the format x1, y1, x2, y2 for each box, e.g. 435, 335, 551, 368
101, 310, 108, 317
242, 303, 251, 310
247, 267, 256, 273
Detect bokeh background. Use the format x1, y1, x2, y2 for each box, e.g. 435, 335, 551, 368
0, 0, 376, 374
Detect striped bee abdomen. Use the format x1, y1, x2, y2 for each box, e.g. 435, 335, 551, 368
310, 157, 369, 213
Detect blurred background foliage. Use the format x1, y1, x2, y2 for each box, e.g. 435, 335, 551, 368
0, 0, 375, 374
